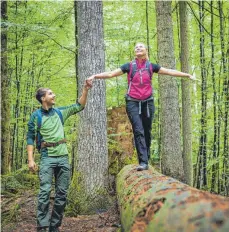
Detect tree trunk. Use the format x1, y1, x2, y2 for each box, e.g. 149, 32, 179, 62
210, 1, 218, 193
155, 1, 184, 181
146, 0, 150, 59
11, 0, 19, 171
1, 0, 11, 174
74, 0, 78, 99
179, 1, 193, 186
219, 1, 229, 196
76, 0, 108, 212
195, 0, 207, 190
117, 165, 229, 232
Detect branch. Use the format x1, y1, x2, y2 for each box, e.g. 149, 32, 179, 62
38, 32, 76, 54
187, 2, 214, 37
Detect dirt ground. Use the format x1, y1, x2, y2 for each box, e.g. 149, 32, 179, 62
2, 191, 121, 232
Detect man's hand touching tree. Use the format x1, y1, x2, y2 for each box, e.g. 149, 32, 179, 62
86, 75, 95, 88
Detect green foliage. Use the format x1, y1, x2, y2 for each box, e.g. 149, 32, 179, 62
1, 166, 39, 195
1, 166, 39, 227
7, 0, 77, 171
1, 202, 21, 227
5, 0, 229, 198
108, 135, 137, 176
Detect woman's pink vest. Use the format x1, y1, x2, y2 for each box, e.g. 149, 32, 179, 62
127, 59, 153, 100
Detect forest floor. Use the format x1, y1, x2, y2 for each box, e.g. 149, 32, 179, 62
1, 190, 121, 232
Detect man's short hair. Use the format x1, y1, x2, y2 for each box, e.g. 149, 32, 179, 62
36, 88, 50, 104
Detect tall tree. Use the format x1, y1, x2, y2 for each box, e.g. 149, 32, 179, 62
74, 0, 78, 99
195, 0, 207, 189
146, 0, 150, 59
179, 1, 193, 185
219, 1, 229, 195
76, 1, 108, 212
1, 0, 11, 174
210, 1, 218, 193
155, 1, 184, 181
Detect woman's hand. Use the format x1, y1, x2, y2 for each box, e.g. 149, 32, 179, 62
188, 74, 199, 81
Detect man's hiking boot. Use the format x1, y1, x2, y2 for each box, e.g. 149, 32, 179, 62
136, 163, 148, 171
49, 226, 60, 232
37, 227, 48, 232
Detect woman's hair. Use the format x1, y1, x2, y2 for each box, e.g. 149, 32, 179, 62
36, 88, 50, 104
135, 42, 148, 49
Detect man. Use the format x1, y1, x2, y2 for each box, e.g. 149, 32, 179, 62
27, 82, 91, 232
86, 42, 196, 171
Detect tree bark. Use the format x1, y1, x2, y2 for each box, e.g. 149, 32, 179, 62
210, 1, 218, 193
76, 0, 108, 210
195, 0, 207, 189
179, 1, 193, 186
117, 165, 229, 232
1, 0, 11, 174
219, 1, 229, 196
74, 0, 78, 99
155, 1, 184, 181
146, 0, 150, 59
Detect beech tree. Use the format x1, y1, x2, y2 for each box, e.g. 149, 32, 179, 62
76, 0, 109, 212
155, 1, 184, 181
1, 0, 11, 174
179, 1, 193, 186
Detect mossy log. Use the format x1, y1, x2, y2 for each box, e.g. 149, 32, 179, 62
116, 165, 229, 232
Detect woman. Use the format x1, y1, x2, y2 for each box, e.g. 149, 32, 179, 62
86, 42, 195, 171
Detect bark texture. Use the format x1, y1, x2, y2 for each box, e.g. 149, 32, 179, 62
77, 1, 108, 195
155, 1, 184, 181
1, 0, 11, 174
179, 1, 193, 186
117, 165, 229, 232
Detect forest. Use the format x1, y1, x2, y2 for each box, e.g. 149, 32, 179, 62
1, 0, 229, 231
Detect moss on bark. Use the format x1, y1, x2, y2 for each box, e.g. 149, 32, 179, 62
117, 165, 229, 232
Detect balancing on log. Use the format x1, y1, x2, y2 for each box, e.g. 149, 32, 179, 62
116, 164, 229, 232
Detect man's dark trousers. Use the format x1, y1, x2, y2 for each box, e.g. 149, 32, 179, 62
37, 155, 70, 229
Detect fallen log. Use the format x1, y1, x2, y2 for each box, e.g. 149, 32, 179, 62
116, 165, 229, 232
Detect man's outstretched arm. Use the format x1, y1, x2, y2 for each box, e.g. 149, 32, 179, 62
78, 81, 91, 106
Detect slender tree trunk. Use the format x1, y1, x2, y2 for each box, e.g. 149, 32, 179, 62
12, 1, 27, 170
1, 0, 11, 174
146, 0, 150, 59
74, 1, 78, 99
210, 1, 218, 193
11, 1, 19, 170
155, 1, 184, 181
218, 2, 229, 196
196, 0, 207, 189
76, 1, 108, 212
179, 1, 193, 186
217, 1, 223, 193
21, 55, 34, 166
72, 1, 79, 174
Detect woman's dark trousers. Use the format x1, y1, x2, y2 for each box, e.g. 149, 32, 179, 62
126, 99, 155, 165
